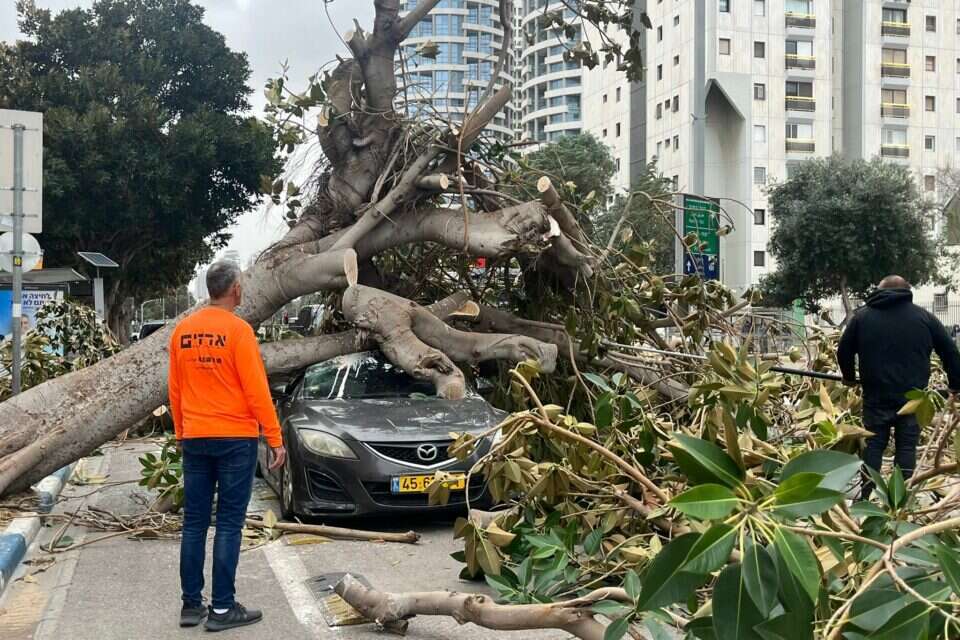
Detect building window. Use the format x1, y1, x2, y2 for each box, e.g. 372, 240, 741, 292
602, 128, 607, 137
926, 95, 936, 112
754, 209, 766, 225
925, 135, 936, 151
656, 104, 662, 119
616, 123, 621, 137
883, 48, 907, 65
754, 83, 766, 100
753, 125, 767, 143
957, 137, 960, 153
956, 18, 960, 35
672, 175, 679, 190
882, 88, 907, 104
925, 175, 936, 192
926, 15, 937, 32
754, 41, 766, 58
657, 65, 663, 80
935, 293, 949, 313
719, 38, 731, 55
658, 26, 663, 41
674, 54, 680, 66
674, 15, 680, 26
616, 158, 621, 172
720, 0, 730, 12
786, 122, 813, 139
882, 128, 907, 146
656, 141, 662, 156
754, 0, 765, 16
673, 135, 679, 149
616, 87, 621, 102
956, 97, 960, 114
926, 56, 936, 72
754, 166, 767, 185
672, 95, 679, 112
754, 251, 766, 267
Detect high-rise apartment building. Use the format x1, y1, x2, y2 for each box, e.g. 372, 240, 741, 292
397, 0, 514, 139
638, 0, 960, 296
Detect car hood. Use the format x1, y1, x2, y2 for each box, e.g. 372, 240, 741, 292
292, 396, 504, 442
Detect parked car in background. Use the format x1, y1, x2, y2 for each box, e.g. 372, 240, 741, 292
260, 351, 503, 518
131, 320, 167, 342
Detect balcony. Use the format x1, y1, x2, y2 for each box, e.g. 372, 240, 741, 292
785, 54, 816, 71
785, 96, 816, 112
881, 102, 910, 118
881, 62, 910, 78
881, 21, 910, 37
785, 12, 816, 29
786, 139, 816, 153
881, 144, 910, 158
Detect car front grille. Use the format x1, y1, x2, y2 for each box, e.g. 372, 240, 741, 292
363, 476, 486, 507
366, 441, 455, 467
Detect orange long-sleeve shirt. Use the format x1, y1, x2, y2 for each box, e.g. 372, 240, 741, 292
168, 306, 283, 448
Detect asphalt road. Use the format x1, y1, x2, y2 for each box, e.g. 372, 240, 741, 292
0, 442, 570, 640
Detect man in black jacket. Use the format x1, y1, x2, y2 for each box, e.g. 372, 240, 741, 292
838, 275, 960, 498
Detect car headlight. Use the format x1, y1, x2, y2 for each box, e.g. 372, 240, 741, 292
297, 429, 358, 459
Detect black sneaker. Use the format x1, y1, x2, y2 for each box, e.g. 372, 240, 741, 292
180, 602, 208, 627
204, 603, 263, 632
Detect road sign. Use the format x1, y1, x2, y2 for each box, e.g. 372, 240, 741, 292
677, 195, 721, 281
0, 231, 42, 273
0, 110, 42, 233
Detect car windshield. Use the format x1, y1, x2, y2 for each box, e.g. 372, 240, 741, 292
301, 353, 440, 400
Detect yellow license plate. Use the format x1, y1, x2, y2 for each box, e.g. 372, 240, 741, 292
390, 474, 466, 494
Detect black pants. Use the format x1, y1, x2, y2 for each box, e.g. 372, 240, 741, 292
861, 413, 919, 499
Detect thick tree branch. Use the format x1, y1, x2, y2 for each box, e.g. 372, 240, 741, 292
335, 574, 608, 640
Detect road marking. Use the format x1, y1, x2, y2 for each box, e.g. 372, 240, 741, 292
262, 540, 333, 635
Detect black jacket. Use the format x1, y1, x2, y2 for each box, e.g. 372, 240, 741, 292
838, 289, 960, 422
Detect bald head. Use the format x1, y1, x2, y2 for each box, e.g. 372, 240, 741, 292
878, 275, 911, 290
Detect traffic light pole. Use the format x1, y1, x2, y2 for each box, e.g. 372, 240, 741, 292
11, 123, 24, 396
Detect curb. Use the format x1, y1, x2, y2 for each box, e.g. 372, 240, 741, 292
0, 463, 75, 596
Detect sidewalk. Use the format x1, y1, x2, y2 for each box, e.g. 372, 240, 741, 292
0, 441, 567, 640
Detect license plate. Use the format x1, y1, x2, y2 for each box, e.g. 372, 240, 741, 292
390, 473, 466, 494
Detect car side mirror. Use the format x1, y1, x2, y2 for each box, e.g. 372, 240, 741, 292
269, 380, 289, 399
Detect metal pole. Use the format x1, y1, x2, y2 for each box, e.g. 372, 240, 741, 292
93, 269, 105, 319
10, 124, 24, 396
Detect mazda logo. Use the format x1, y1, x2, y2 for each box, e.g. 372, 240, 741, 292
416, 444, 439, 462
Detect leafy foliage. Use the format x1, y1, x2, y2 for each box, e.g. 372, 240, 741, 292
0, 300, 119, 400
761, 156, 940, 309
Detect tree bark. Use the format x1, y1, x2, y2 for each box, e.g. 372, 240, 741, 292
334, 574, 608, 639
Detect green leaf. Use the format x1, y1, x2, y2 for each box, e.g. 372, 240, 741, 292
670, 484, 739, 520
849, 501, 889, 519
636, 533, 704, 610
742, 540, 779, 615
934, 544, 960, 596
888, 466, 906, 510
623, 569, 641, 601
582, 372, 613, 393
644, 619, 676, 640
669, 434, 745, 489
773, 528, 821, 603
773, 472, 823, 503
584, 528, 604, 556
603, 617, 631, 640
680, 524, 738, 575
712, 564, 765, 640
769, 487, 845, 519
780, 450, 862, 491
847, 589, 907, 632
870, 601, 929, 639
755, 612, 814, 640
591, 600, 632, 618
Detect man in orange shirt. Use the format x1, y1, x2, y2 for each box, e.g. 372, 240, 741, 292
168, 260, 286, 631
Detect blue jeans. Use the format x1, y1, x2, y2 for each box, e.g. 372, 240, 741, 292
180, 438, 258, 609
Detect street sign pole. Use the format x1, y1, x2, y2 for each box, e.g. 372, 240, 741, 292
11, 123, 24, 396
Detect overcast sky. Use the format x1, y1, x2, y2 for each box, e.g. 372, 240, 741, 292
0, 0, 375, 271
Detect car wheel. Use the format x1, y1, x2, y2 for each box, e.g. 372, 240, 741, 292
280, 460, 296, 520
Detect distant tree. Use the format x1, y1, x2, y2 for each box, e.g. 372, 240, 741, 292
0, 0, 279, 339
762, 156, 940, 313
521, 133, 618, 209
593, 161, 676, 275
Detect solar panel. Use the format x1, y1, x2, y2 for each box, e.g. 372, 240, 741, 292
77, 251, 119, 268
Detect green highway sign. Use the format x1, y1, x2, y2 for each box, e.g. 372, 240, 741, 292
682, 195, 720, 255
